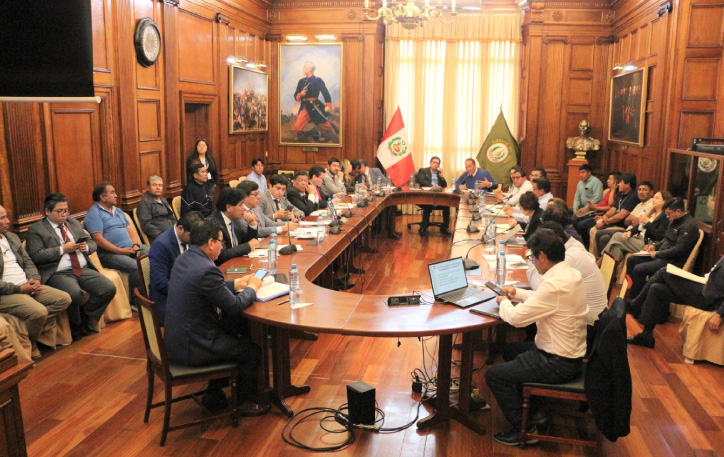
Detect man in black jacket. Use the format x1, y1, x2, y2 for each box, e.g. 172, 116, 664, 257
286, 170, 322, 216
209, 187, 260, 266
164, 218, 268, 415
626, 198, 700, 300
415, 156, 450, 235
136, 175, 177, 243
181, 163, 213, 217
627, 255, 724, 348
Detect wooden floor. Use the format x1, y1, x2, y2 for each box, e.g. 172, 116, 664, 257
20, 215, 724, 457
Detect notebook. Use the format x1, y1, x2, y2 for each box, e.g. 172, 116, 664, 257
428, 257, 496, 308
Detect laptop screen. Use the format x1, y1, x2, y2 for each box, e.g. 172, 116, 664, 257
428, 257, 468, 296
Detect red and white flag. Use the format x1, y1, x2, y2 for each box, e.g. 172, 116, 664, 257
376, 107, 415, 187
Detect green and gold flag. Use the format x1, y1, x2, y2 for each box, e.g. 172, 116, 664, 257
476, 109, 519, 189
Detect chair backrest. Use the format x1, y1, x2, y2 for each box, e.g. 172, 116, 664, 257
618, 275, 629, 299
238, 176, 247, 183
124, 211, 142, 244
682, 229, 704, 272
136, 255, 151, 298
135, 289, 170, 377
600, 252, 616, 295
277, 170, 295, 176
228, 179, 240, 188
133, 208, 151, 245
171, 196, 182, 219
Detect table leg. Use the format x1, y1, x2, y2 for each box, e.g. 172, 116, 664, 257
270, 326, 310, 417
416, 333, 486, 435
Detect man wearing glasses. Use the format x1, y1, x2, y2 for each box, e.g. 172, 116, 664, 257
26, 193, 116, 341
495, 166, 533, 207
164, 218, 269, 416
209, 187, 260, 266
181, 162, 214, 217
625, 197, 700, 301
485, 229, 588, 446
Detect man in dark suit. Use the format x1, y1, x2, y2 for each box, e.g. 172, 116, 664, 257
148, 211, 203, 325
0, 205, 71, 358
415, 156, 450, 236
286, 170, 322, 216
309, 165, 331, 208
351, 159, 384, 189
627, 255, 724, 348
26, 193, 116, 340
209, 187, 260, 265
164, 218, 268, 415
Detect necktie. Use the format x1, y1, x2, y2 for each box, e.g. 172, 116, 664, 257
181, 242, 188, 253
59, 224, 82, 278
316, 187, 321, 200
230, 222, 238, 248
275, 199, 280, 211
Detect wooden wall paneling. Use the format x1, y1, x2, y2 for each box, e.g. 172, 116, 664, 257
539, 39, 567, 194
1, 104, 47, 229
91, 0, 115, 86
163, 0, 182, 195
43, 103, 103, 218
520, 35, 543, 174
180, 92, 218, 178
0, 105, 11, 215
177, 7, 217, 86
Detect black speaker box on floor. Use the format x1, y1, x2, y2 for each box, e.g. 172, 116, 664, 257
347, 381, 376, 425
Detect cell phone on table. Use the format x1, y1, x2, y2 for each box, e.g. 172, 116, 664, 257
254, 269, 268, 280
485, 281, 506, 296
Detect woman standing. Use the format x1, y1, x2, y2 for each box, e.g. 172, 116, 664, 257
186, 139, 218, 191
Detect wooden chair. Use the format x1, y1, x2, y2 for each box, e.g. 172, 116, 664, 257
277, 170, 295, 175
171, 196, 181, 219
133, 207, 150, 245
680, 307, 724, 365
519, 298, 628, 448
618, 274, 629, 299
88, 252, 132, 323
124, 211, 142, 245
136, 255, 151, 298
135, 290, 239, 446
671, 229, 705, 319
228, 179, 240, 188
599, 253, 616, 296
238, 175, 247, 183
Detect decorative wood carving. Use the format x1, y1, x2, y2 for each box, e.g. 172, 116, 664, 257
341, 33, 363, 41
596, 35, 615, 45
542, 35, 571, 44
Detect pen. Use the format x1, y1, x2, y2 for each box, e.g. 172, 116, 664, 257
277, 299, 290, 306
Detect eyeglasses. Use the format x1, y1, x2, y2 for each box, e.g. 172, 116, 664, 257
526, 253, 536, 261
215, 238, 226, 247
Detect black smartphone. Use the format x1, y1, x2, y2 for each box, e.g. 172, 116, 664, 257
485, 281, 506, 296
76, 235, 90, 243
254, 269, 268, 280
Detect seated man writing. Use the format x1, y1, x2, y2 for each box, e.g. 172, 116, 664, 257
486, 229, 588, 446
164, 218, 268, 416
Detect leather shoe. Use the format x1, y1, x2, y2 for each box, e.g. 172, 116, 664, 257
418, 228, 427, 236
627, 332, 655, 348
441, 227, 451, 236
347, 265, 366, 274
238, 401, 271, 417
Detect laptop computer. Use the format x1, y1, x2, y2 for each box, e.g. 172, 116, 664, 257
428, 257, 497, 308
469, 300, 502, 318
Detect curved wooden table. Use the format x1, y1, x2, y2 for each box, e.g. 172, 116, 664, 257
223, 189, 515, 435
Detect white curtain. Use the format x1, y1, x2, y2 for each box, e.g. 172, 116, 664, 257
384, 13, 522, 181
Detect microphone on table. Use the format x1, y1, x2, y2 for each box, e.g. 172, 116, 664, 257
462, 194, 512, 270
466, 221, 480, 233
279, 205, 298, 256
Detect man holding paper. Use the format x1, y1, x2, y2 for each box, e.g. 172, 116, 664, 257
627, 256, 724, 348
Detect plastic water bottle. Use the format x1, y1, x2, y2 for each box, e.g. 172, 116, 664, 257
327, 198, 334, 223
638, 207, 647, 231
268, 239, 277, 275
487, 220, 497, 245
496, 242, 506, 287
452, 176, 457, 190
270, 228, 277, 247
410, 173, 417, 189
289, 264, 300, 304
317, 212, 326, 243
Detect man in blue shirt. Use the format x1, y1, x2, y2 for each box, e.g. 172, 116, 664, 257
84, 182, 149, 306
454, 158, 497, 191
245, 158, 268, 193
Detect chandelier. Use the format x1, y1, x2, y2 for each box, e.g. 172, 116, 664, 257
363, 0, 457, 30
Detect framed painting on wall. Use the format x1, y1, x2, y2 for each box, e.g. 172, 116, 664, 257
229, 65, 268, 134
608, 67, 648, 146
279, 43, 342, 147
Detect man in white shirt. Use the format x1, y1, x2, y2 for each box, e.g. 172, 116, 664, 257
495, 166, 533, 207
0, 205, 71, 358
485, 229, 588, 446
321, 157, 347, 197
504, 177, 554, 224
246, 158, 268, 193
527, 221, 608, 343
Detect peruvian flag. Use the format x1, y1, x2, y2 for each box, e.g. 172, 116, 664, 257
376, 107, 415, 187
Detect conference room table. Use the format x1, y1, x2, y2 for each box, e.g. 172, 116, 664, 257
222, 188, 530, 435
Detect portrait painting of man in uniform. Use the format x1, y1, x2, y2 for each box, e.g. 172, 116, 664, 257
279, 43, 342, 147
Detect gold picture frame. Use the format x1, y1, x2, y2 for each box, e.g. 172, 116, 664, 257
608, 67, 648, 146
229, 65, 268, 134
279, 43, 342, 147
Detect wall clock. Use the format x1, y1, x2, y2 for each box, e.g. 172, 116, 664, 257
134, 17, 161, 67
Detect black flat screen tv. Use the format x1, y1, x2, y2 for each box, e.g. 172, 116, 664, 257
0, 0, 95, 98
